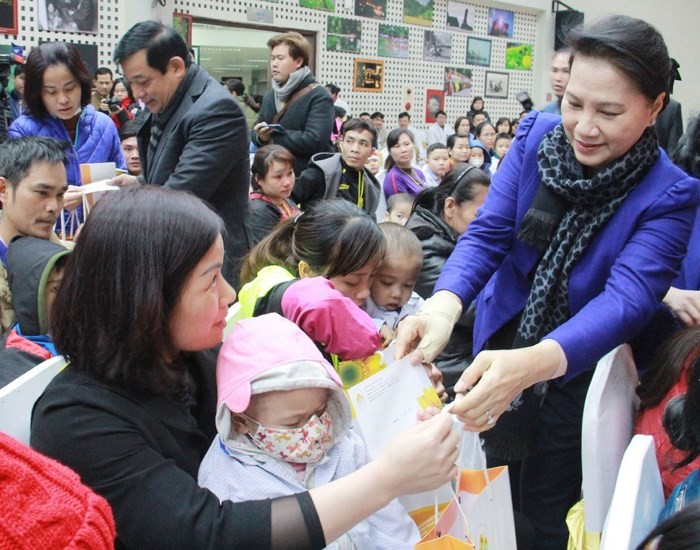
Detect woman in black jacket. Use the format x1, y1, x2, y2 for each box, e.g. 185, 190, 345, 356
248, 144, 301, 245
30, 185, 458, 549
407, 163, 490, 395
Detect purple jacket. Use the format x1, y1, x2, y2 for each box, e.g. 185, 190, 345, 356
8, 104, 126, 186
383, 165, 426, 198
435, 112, 699, 381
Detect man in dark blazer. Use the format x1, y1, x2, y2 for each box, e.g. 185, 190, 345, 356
111, 20, 250, 287
252, 32, 334, 175
655, 97, 683, 155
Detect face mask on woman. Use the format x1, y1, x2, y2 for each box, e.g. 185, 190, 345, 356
469, 157, 484, 169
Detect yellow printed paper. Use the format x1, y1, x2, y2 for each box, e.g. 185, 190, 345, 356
345, 343, 440, 459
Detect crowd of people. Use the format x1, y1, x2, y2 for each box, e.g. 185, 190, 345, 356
0, 12, 699, 550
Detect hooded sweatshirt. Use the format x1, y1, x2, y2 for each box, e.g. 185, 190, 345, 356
198, 314, 419, 549
469, 139, 492, 173
0, 237, 70, 387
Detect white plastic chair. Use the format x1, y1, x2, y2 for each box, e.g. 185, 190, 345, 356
581, 344, 640, 533
0, 355, 67, 444
600, 434, 664, 550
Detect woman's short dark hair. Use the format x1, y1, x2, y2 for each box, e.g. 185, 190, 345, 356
453, 116, 471, 136
113, 20, 191, 73
566, 14, 671, 108
447, 133, 469, 150
110, 77, 135, 103
470, 96, 484, 110
250, 144, 295, 191
50, 185, 225, 396
24, 42, 92, 118
495, 117, 512, 134
384, 128, 415, 171
241, 199, 385, 285
414, 162, 491, 220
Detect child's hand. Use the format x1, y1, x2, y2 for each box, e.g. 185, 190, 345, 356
379, 324, 394, 349
423, 362, 447, 403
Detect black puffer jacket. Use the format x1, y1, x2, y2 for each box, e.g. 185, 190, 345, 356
406, 206, 475, 396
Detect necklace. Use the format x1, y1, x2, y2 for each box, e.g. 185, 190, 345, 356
399, 166, 423, 188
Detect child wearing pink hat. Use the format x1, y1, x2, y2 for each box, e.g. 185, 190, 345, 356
198, 313, 420, 548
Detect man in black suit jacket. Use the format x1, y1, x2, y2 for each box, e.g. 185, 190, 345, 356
111, 21, 251, 287
656, 97, 683, 155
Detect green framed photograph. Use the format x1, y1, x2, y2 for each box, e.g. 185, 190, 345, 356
403, 0, 433, 27
326, 16, 361, 53
505, 42, 533, 70
300, 0, 335, 12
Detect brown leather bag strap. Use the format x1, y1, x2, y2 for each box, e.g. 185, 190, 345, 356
271, 83, 318, 124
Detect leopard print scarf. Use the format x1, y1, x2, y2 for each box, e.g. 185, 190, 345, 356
516, 123, 659, 346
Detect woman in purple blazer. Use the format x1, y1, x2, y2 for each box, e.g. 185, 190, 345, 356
397, 15, 699, 547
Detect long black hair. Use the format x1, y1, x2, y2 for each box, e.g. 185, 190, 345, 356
51, 185, 225, 395
241, 199, 385, 285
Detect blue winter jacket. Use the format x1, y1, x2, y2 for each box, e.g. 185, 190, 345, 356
8, 104, 126, 185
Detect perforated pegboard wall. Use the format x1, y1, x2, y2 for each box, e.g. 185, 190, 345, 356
1, 0, 122, 72
175, 0, 538, 131
0, 0, 537, 131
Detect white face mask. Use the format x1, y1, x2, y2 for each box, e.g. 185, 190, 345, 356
244, 410, 333, 463
469, 157, 484, 169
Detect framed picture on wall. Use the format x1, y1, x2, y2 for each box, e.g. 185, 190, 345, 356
38, 0, 98, 34
466, 37, 491, 67
425, 89, 445, 123
505, 42, 533, 70
487, 8, 514, 38
423, 31, 451, 62
355, 0, 386, 19
444, 67, 473, 97
326, 16, 361, 54
378, 25, 409, 58
300, 0, 335, 13
353, 59, 384, 92
484, 71, 509, 99
0, 0, 18, 35
172, 13, 193, 47
403, 0, 432, 27
446, 1, 476, 33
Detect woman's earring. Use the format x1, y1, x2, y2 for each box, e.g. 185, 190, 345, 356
651, 120, 657, 127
